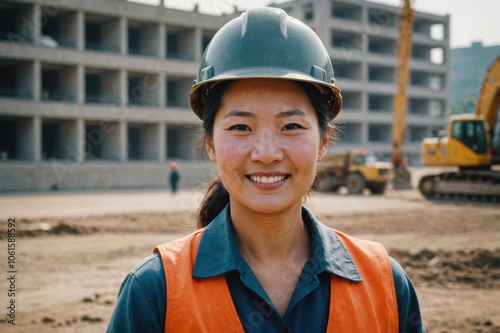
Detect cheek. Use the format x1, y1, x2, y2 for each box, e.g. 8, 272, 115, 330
288, 136, 320, 160
213, 134, 248, 167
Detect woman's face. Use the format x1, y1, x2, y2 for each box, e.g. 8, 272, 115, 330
206, 79, 330, 216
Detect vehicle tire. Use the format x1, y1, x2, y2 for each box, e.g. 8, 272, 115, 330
369, 183, 386, 195
346, 173, 365, 194
418, 176, 434, 198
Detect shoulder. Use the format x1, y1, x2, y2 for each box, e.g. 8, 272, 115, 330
389, 257, 426, 332
106, 253, 166, 333
130, 252, 164, 282
389, 257, 409, 292
124, 252, 166, 311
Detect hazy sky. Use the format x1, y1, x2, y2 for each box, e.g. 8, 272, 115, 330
132, 0, 500, 48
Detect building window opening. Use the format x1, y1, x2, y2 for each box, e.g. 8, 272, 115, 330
42, 70, 59, 101
85, 73, 101, 103
0, 119, 17, 160
166, 126, 197, 160
128, 21, 159, 57
85, 124, 103, 160
128, 126, 140, 160
0, 4, 33, 44
369, 95, 393, 112
167, 127, 181, 159
85, 16, 120, 53
369, 124, 392, 143
42, 122, 61, 159
166, 27, 196, 61
0, 61, 33, 100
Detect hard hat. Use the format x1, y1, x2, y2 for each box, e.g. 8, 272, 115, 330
189, 7, 342, 121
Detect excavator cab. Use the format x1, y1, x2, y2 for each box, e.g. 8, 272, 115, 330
418, 57, 500, 200
422, 115, 491, 169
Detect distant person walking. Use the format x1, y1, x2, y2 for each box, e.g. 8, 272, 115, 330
169, 161, 180, 193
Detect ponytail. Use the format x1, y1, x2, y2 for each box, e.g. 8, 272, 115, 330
197, 177, 230, 228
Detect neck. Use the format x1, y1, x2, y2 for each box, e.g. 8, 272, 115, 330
229, 201, 310, 263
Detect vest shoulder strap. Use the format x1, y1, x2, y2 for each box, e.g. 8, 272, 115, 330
327, 230, 399, 333
154, 230, 244, 333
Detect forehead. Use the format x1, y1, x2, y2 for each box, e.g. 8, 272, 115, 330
220, 79, 313, 112
225, 78, 304, 96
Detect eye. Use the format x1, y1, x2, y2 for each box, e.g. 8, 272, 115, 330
282, 123, 303, 131
229, 124, 251, 131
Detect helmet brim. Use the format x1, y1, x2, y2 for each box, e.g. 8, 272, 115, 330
189, 67, 342, 121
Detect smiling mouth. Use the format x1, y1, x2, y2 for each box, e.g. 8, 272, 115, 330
248, 175, 288, 184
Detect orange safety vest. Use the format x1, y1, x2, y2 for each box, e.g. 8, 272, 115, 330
154, 228, 398, 332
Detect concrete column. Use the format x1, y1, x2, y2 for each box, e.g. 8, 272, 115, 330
32, 4, 41, 45
158, 73, 165, 108
361, 61, 368, 83
75, 118, 85, 163
361, 5, 369, 54
33, 60, 40, 101
194, 27, 202, 63
158, 123, 165, 162
120, 17, 127, 55
158, 23, 165, 59
119, 121, 127, 162
120, 69, 127, 106
77, 64, 84, 104
443, 16, 451, 118
361, 121, 368, 146
164, 124, 169, 159
361, 91, 368, 114
77, 11, 84, 51
34, 116, 41, 162
314, 0, 330, 43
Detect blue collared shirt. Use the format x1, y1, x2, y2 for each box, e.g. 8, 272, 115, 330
107, 205, 425, 332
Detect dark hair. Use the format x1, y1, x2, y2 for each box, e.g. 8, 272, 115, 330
197, 80, 334, 228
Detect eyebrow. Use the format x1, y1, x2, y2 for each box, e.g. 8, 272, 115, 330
223, 110, 255, 119
223, 109, 308, 119
276, 109, 308, 119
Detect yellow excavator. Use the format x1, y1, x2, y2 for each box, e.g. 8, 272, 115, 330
392, 0, 414, 189
419, 56, 500, 200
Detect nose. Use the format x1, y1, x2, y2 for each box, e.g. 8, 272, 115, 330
250, 129, 283, 164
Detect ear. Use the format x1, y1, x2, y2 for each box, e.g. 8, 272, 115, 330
317, 126, 332, 162
206, 137, 217, 163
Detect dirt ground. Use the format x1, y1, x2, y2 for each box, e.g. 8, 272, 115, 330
0, 187, 499, 333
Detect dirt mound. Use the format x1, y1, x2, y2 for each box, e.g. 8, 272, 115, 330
390, 248, 500, 289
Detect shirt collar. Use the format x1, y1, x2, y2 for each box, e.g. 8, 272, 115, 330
192, 204, 361, 282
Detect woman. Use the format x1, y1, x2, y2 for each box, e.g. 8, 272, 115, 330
107, 7, 425, 333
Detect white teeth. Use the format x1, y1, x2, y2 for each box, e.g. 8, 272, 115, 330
250, 175, 285, 184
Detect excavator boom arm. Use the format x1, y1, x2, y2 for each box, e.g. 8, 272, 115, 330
392, 0, 414, 166
475, 56, 500, 130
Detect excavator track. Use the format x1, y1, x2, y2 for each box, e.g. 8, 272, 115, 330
419, 170, 500, 201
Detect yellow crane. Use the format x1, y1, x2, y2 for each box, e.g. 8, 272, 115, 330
419, 56, 500, 200
392, 0, 414, 188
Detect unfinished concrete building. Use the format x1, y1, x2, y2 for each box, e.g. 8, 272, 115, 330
0, 0, 449, 191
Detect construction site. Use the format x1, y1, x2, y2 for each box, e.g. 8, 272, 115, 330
0, 186, 498, 332
0, 0, 499, 332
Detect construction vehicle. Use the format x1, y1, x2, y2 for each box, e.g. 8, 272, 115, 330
418, 56, 500, 200
317, 151, 392, 195
391, 0, 414, 189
